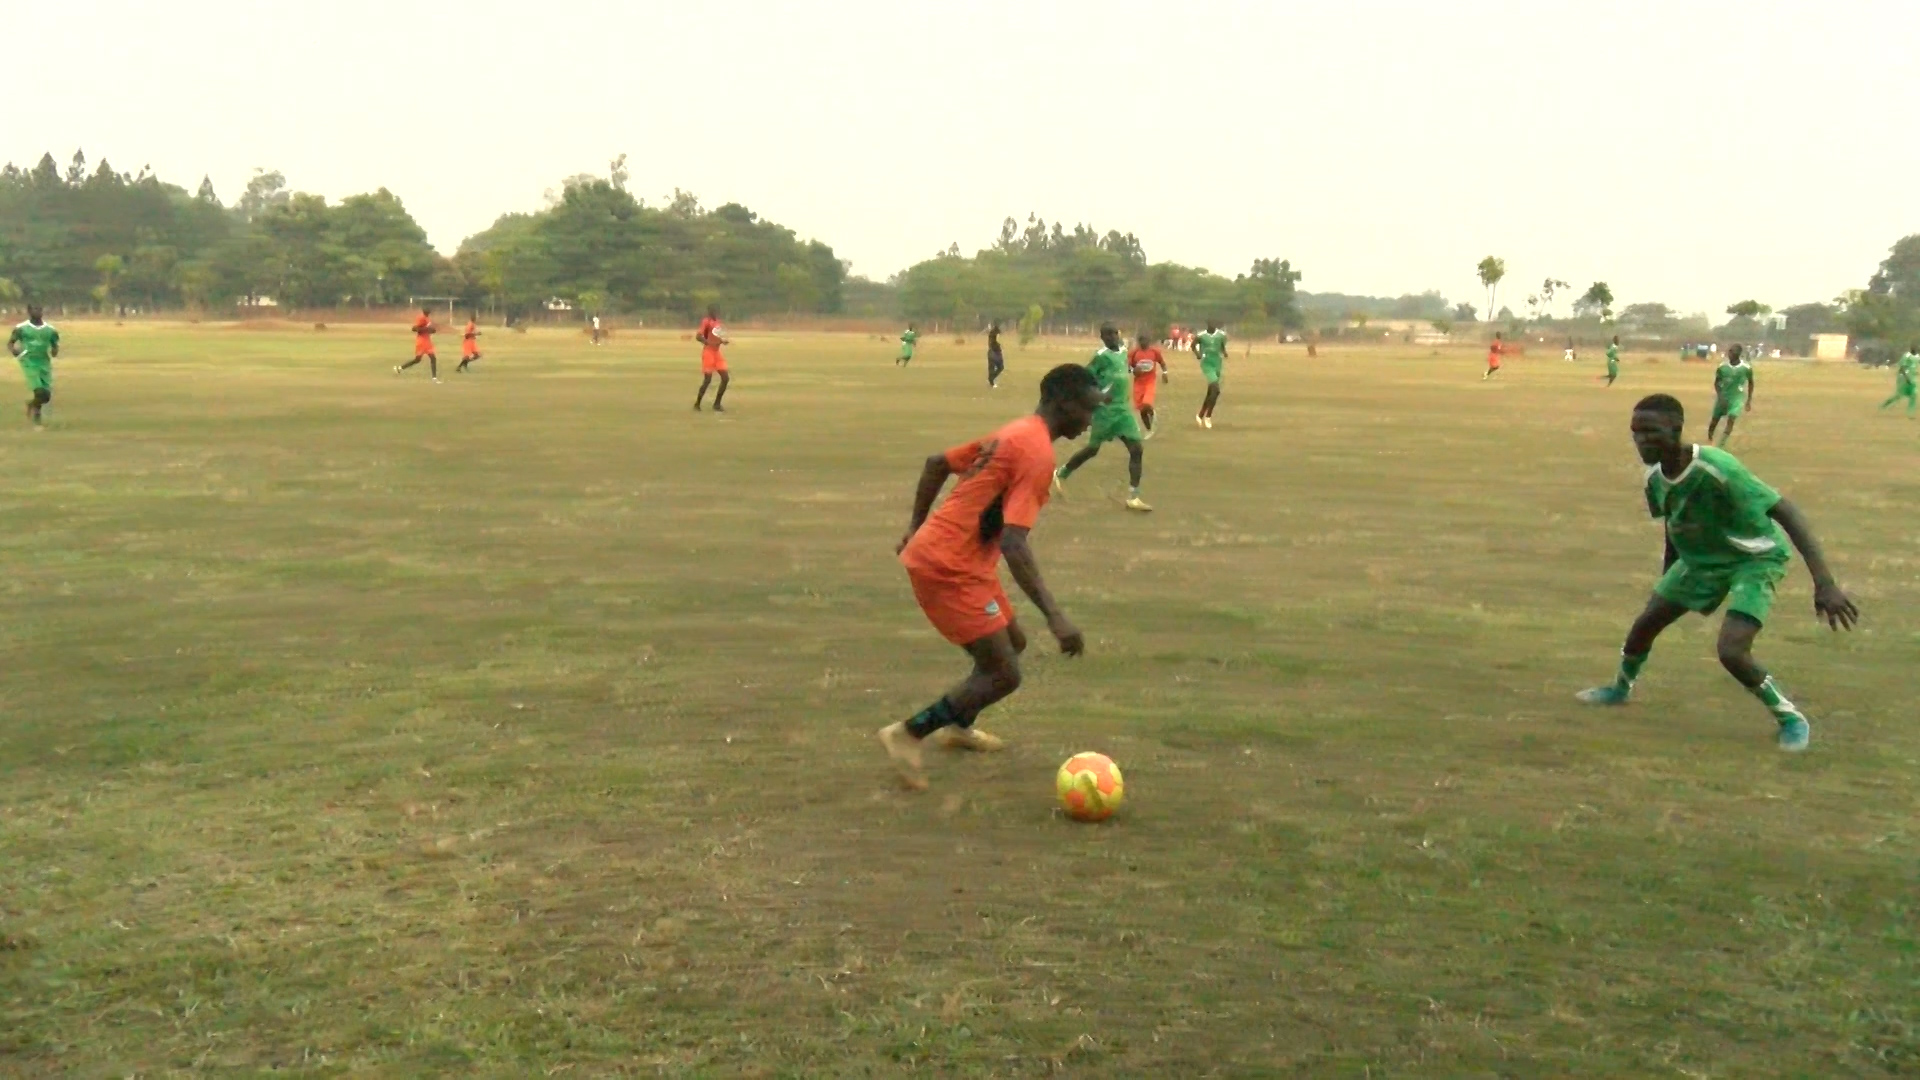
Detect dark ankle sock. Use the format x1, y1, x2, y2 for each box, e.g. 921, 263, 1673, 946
904, 698, 961, 739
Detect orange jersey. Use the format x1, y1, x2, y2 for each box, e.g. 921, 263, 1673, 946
413, 315, 435, 340
697, 317, 724, 355
462, 321, 477, 341
900, 414, 1056, 584
1487, 342, 1503, 367
461, 322, 479, 358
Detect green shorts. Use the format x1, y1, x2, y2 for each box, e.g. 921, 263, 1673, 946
17, 358, 50, 394
1087, 407, 1142, 447
1711, 393, 1746, 419
1654, 556, 1789, 625
899, 347, 915, 361
1199, 358, 1224, 384
1896, 378, 1916, 397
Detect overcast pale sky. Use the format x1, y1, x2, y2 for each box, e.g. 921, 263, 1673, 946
15, 0, 1915, 315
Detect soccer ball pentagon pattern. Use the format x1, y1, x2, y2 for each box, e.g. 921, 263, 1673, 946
1056, 752, 1124, 822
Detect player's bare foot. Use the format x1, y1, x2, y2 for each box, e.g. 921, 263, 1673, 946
878, 722, 928, 790
937, 728, 1005, 752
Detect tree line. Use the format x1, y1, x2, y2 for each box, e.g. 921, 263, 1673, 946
894, 214, 1304, 340
0, 152, 846, 321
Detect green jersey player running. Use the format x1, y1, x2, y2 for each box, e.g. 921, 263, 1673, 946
8, 304, 60, 427
1706, 344, 1755, 445
1601, 336, 1621, 386
1054, 323, 1151, 512
896, 325, 919, 366
1576, 393, 1857, 751
1192, 321, 1227, 428
1880, 345, 1918, 416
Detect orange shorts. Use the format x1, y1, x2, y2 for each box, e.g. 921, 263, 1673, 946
462, 341, 479, 359
908, 568, 1012, 646
414, 338, 435, 357
702, 351, 728, 375
1132, 377, 1158, 409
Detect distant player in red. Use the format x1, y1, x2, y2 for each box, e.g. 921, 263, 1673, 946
395, 307, 439, 382
1484, 332, 1504, 381
694, 305, 730, 412
878, 363, 1104, 790
1128, 332, 1169, 437
455, 315, 481, 373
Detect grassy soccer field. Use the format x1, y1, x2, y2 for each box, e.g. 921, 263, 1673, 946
2, 324, 1917, 1076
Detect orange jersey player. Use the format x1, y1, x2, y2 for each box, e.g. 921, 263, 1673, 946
1484, 332, 1504, 381
455, 316, 481, 373
694, 305, 730, 412
1128, 333, 1169, 437
396, 307, 440, 382
878, 363, 1105, 790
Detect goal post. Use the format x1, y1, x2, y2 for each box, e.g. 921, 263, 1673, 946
407, 296, 461, 326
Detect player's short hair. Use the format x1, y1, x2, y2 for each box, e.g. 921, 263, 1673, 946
1633, 393, 1685, 423
1039, 363, 1100, 404
1098, 322, 1118, 337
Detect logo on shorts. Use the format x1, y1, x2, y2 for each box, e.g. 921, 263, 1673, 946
984, 600, 1001, 616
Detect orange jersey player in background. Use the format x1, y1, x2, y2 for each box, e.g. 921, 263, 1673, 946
694, 305, 730, 412
396, 306, 440, 382
878, 362, 1105, 791
455, 315, 481, 373
1128, 332, 1169, 437
1484, 332, 1504, 381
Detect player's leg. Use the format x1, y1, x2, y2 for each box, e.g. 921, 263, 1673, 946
1140, 403, 1156, 434
1200, 380, 1221, 423
879, 626, 1022, 788
712, 370, 730, 411
1576, 593, 1690, 704
1055, 440, 1101, 484
694, 374, 712, 409
1718, 408, 1738, 446
428, 352, 439, 381
1121, 436, 1151, 511
1713, 562, 1807, 749
1707, 403, 1725, 441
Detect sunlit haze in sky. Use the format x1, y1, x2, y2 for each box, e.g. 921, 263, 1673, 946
17, 0, 1917, 316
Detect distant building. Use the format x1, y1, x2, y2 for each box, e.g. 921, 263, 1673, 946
1812, 333, 1849, 361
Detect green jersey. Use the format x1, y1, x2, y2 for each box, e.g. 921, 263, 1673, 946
10, 321, 58, 364
900, 329, 918, 348
1606, 343, 1620, 366
1645, 445, 1788, 570
1195, 329, 1228, 363
1088, 347, 1132, 416
1897, 352, 1918, 382
1713, 360, 1752, 400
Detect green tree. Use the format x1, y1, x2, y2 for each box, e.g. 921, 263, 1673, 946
1574, 282, 1614, 320
1476, 257, 1506, 323
1726, 299, 1770, 321
91, 253, 123, 311
1017, 303, 1044, 346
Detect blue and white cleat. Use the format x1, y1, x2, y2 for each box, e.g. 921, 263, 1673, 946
1776, 716, 1811, 752
1574, 684, 1631, 706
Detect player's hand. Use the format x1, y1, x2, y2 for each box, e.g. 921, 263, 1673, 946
1048, 613, 1084, 656
1813, 581, 1858, 630
1161, 372, 1170, 384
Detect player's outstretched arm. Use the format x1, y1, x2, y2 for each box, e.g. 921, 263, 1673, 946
1000, 526, 1083, 655
6, 327, 20, 358
1769, 498, 1857, 629
897, 454, 953, 553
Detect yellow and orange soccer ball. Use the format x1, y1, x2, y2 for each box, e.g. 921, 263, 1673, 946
1056, 752, 1124, 822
